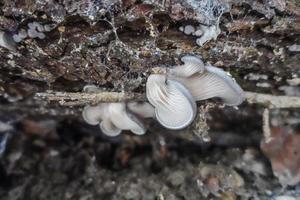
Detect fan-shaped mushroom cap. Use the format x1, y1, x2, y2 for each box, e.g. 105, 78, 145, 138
173, 66, 245, 106
127, 102, 155, 118
170, 55, 205, 77
0, 31, 16, 51
99, 119, 121, 136
82, 104, 107, 125
108, 103, 146, 135
146, 74, 197, 129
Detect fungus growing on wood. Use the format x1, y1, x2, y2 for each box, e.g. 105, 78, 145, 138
169, 56, 245, 106
82, 102, 149, 136
146, 74, 197, 129
169, 55, 205, 77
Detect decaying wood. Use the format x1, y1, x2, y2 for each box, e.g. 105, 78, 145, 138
245, 92, 300, 108
34, 90, 146, 106
34, 90, 300, 108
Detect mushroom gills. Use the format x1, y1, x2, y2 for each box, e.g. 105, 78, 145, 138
82, 104, 107, 125
146, 74, 197, 130
173, 66, 245, 106
109, 103, 146, 135
100, 119, 121, 136
170, 55, 205, 77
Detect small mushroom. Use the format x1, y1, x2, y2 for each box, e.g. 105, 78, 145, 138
99, 119, 121, 137
127, 102, 155, 118
82, 102, 147, 136
170, 55, 205, 77
0, 30, 16, 51
146, 74, 197, 129
196, 24, 221, 46
108, 103, 146, 135
82, 104, 107, 125
173, 65, 245, 106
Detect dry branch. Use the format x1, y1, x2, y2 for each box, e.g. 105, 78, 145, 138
34, 91, 300, 108
34, 91, 146, 107
245, 92, 300, 108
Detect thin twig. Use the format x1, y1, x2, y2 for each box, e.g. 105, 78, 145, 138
34, 90, 300, 108
34, 91, 146, 107
262, 108, 272, 143
245, 92, 300, 108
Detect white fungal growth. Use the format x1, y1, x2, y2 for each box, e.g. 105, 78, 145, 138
12, 22, 56, 43
169, 56, 245, 106
146, 74, 197, 129
196, 24, 221, 46
82, 102, 154, 136
179, 24, 221, 46
27, 22, 46, 39
12, 29, 27, 43
82, 55, 245, 135
127, 102, 155, 118
170, 55, 205, 77
183, 25, 195, 35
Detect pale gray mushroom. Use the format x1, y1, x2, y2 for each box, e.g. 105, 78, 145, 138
172, 65, 245, 106
127, 102, 155, 118
12, 29, 28, 43
170, 55, 205, 77
146, 74, 197, 129
82, 104, 108, 125
82, 102, 147, 136
0, 30, 16, 51
108, 103, 146, 135
183, 25, 195, 35
196, 24, 221, 46
99, 119, 121, 137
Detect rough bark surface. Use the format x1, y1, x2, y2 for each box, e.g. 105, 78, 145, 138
0, 0, 300, 199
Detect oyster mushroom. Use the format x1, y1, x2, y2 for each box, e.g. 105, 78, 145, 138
172, 65, 245, 106
109, 103, 146, 135
0, 30, 16, 51
99, 119, 121, 137
170, 55, 205, 77
127, 102, 155, 118
82, 104, 108, 125
82, 103, 147, 136
146, 74, 197, 129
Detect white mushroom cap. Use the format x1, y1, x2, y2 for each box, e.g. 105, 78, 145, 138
82, 104, 108, 125
183, 25, 195, 35
99, 119, 121, 136
196, 24, 221, 46
108, 103, 146, 135
0, 31, 16, 51
170, 55, 205, 77
146, 74, 197, 129
173, 66, 245, 106
82, 103, 146, 136
127, 102, 155, 118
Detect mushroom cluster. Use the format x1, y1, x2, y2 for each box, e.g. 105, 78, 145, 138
146, 55, 244, 130
82, 102, 154, 136
179, 24, 221, 46
82, 55, 244, 136
13, 22, 55, 42
0, 22, 56, 52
